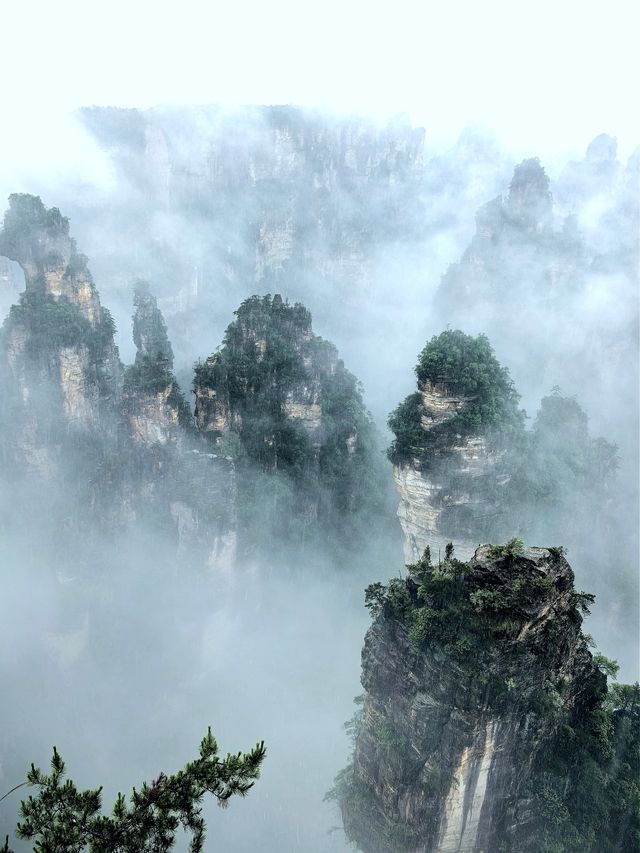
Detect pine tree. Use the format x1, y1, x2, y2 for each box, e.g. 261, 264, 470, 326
1, 729, 266, 852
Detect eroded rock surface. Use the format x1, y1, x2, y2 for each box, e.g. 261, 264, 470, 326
393, 379, 510, 563
339, 546, 619, 852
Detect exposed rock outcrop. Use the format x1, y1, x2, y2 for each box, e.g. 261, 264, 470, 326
388, 332, 522, 563
122, 281, 186, 447
194, 294, 336, 446
0, 194, 122, 478
0, 197, 236, 572
117, 282, 237, 570
338, 545, 639, 852
194, 293, 387, 555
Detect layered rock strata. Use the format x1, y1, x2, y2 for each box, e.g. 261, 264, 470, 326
393, 380, 509, 563
0, 194, 121, 477
339, 545, 630, 852
0, 196, 236, 571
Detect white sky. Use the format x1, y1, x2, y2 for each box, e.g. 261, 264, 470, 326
1, 0, 639, 192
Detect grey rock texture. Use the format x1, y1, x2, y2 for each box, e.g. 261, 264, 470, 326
340, 546, 606, 853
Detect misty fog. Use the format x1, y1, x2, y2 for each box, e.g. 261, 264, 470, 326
0, 30, 638, 853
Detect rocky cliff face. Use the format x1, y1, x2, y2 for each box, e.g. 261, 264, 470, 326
70, 106, 511, 401
194, 293, 386, 555
433, 150, 638, 476
388, 332, 522, 563
79, 105, 426, 301
338, 544, 638, 852
393, 381, 510, 563
117, 281, 237, 570
0, 194, 122, 477
0, 196, 236, 571
435, 157, 581, 317
122, 281, 184, 447
194, 293, 334, 445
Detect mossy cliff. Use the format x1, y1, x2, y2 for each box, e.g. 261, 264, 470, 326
0, 194, 122, 482
335, 544, 639, 852
194, 293, 388, 557
388, 330, 618, 564
0, 197, 235, 569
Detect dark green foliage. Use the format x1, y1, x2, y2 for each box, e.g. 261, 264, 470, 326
123, 285, 193, 430
123, 357, 176, 397
388, 335, 618, 551
0, 194, 69, 262
194, 294, 387, 555
0, 195, 118, 425
0, 194, 94, 291
416, 330, 516, 399
366, 543, 583, 694
487, 538, 524, 559
534, 682, 640, 851
0, 287, 118, 440
358, 547, 639, 851
364, 582, 387, 617
592, 652, 620, 680
388, 330, 524, 464
405, 547, 433, 586
2, 288, 115, 364
2, 730, 266, 853
122, 357, 193, 430
386, 392, 424, 463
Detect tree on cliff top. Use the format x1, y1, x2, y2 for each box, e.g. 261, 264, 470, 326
0, 194, 69, 253
1, 730, 266, 853
0, 194, 83, 277
388, 329, 524, 463
132, 280, 174, 368
193, 293, 389, 556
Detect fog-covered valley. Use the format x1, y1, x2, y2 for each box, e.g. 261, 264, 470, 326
1, 5, 639, 849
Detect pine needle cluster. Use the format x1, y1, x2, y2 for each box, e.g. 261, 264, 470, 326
1, 729, 266, 853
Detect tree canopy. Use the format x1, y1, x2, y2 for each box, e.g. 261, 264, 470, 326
1, 729, 266, 853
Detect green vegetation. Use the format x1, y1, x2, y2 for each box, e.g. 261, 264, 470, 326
487, 537, 524, 559
388, 330, 524, 464
0, 193, 93, 286
534, 681, 640, 851
122, 356, 192, 429
0, 195, 118, 418
504, 390, 619, 544
132, 280, 174, 367
122, 285, 192, 430
372, 718, 409, 758
0, 194, 70, 263
1, 730, 265, 853
592, 652, 620, 680
2, 287, 115, 367
123, 357, 175, 396
194, 294, 387, 554
386, 392, 424, 463
521, 391, 618, 499
366, 544, 585, 681
388, 334, 618, 552
360, 545, 639, 851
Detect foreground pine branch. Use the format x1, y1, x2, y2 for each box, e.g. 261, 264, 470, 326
1, 728, 266, 852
